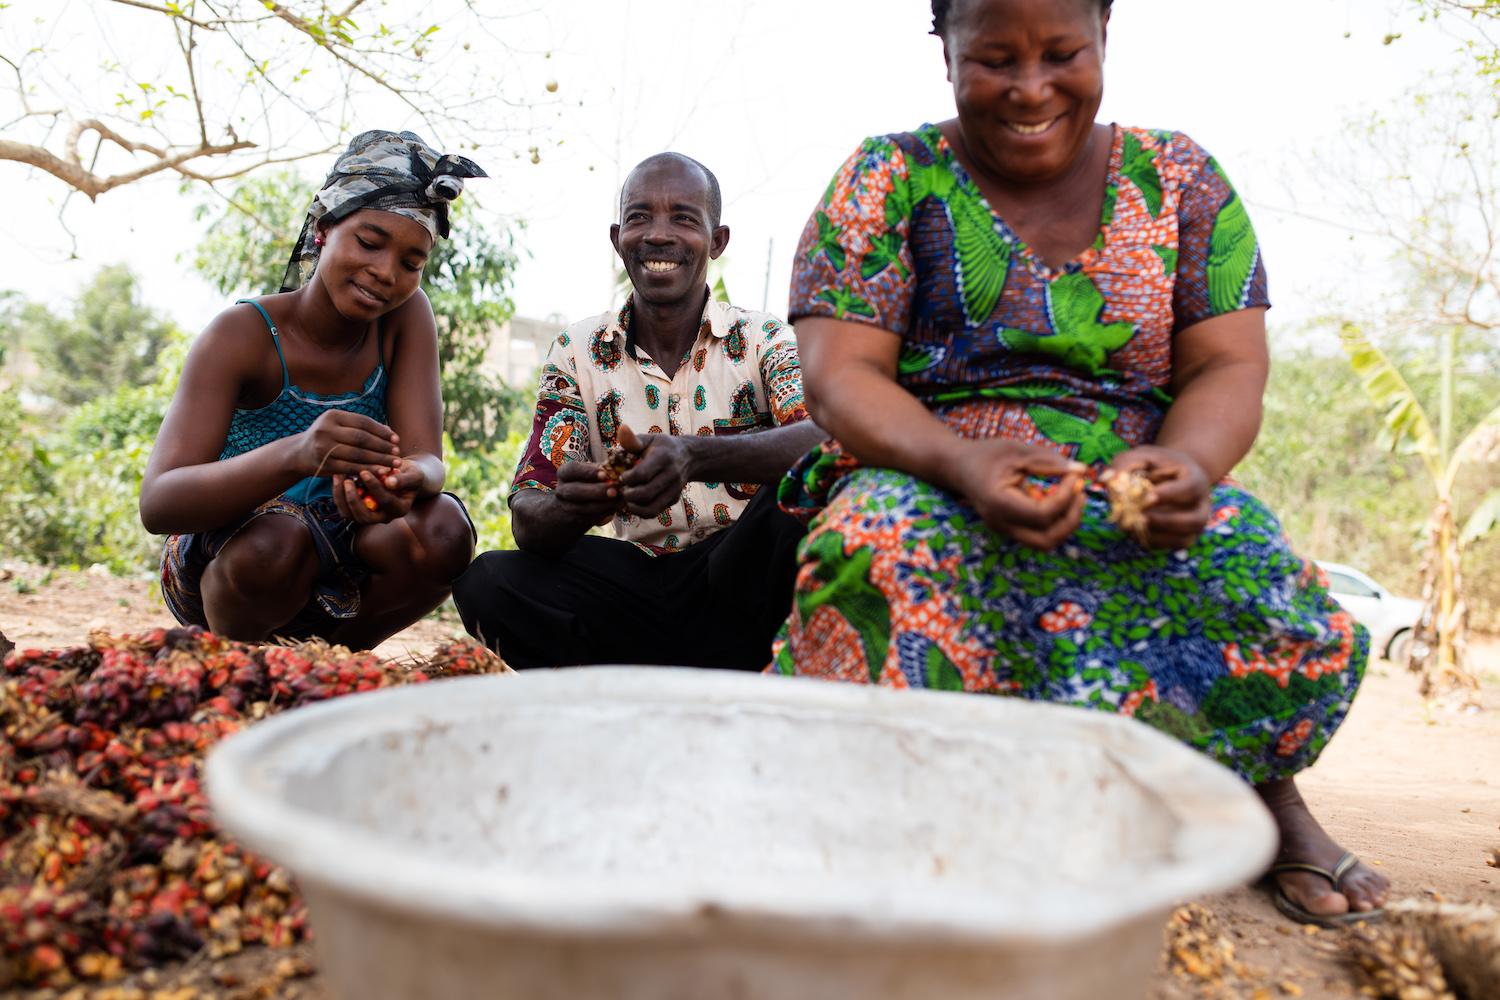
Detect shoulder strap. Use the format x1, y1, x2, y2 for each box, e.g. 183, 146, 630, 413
236, 298, 290, 390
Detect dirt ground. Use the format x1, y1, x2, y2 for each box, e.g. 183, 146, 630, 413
2, 562, 1498, 998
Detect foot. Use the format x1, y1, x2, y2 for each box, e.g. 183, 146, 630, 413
1256, 777, 1390, 918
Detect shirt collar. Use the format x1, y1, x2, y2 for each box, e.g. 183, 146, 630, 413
602, 291, 732, 348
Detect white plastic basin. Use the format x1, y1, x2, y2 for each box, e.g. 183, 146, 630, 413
206, 667, 1276, 1000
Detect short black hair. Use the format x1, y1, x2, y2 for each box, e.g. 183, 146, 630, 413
931, 0, 1113, 37
620, 152, 723, 229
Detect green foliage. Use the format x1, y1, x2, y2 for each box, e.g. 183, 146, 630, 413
192, 172, 528, 451
0, 291, 21, 371
1338, 323, 1441, 473
0, 391, 67, 561
1237, 347, 1500, 628
1463, 489, 1500, 544
0, 267, 176, 569
442, 431, 529, 556
17, 266, 178, 408
191, 175, 316, 296
0, 333, 183, 573
422, 216, 529, 449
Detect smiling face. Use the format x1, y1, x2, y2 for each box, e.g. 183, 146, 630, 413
941, 0, 1108, 185
315, 209, 434, 319
610, 156, 729, 308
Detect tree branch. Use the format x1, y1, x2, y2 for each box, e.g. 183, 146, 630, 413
259, 2, 429, 122
175, 16, 209, 146
103, 0, 220, 31
171, 144, 336, 184
101, 0, 270, 30
0, 125, 255, 200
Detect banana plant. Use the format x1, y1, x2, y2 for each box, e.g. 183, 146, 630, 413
1340, 322, 1500, 698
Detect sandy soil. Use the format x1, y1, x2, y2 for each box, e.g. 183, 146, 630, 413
2, 563, 1497, 998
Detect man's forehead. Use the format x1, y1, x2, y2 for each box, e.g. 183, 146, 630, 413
621, 160, 711, 208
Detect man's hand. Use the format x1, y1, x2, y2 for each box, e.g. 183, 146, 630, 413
952, 440, 1088, 550
556, 459, 625, 527
616, 423, 694, 519
1108, 446, 1212, 550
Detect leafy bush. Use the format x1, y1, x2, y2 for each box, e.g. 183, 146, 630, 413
445, 432, 528, 556
0, 332, 182, 572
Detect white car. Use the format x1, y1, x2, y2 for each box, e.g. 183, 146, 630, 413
1315, 561, 1424, 663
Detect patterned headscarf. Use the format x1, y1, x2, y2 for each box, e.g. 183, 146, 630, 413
281, 129, 487, 292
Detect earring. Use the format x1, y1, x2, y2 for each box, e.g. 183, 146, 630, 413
314, 235, 324, 247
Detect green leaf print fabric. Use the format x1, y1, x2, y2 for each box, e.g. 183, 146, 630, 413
769, 125, 1362, 785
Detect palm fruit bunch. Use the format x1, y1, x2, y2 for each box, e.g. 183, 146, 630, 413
0, 627, 510, 990
1161, 902, 1250, 988
1101, 469, 1153, 543
601, 444, 639, 483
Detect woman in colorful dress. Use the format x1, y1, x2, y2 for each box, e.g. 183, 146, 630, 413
773, 0, 1389, 925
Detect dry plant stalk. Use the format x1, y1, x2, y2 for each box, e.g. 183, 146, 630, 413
1386, 899, 1500, 1000
1348, 920, 1454, 1000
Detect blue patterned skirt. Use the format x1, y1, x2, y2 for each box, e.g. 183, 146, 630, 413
770, 467, 1368, 784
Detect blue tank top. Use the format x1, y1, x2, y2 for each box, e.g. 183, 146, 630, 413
219, 299, 389, 503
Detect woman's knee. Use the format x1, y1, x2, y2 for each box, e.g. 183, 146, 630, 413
207, 516, 318, 597
405, 494, 476, 583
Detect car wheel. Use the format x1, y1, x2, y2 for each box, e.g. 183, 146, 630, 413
1386, 629, 1413, 665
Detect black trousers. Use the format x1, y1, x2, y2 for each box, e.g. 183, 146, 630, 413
452, 488, 807, 670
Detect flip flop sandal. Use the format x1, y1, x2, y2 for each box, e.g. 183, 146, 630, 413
1266, 851, 1386, 928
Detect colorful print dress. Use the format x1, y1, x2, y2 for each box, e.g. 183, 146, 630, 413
772, 124, 1366, 784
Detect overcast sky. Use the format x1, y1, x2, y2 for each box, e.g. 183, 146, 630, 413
0, 0, 1467, 349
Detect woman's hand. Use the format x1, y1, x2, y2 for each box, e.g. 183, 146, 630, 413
1108, 446, 1212, 550
953, 440, 1088, 550
332, 458, 424, 525
297, 410, 401, 479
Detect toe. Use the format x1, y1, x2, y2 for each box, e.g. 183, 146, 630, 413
1279, 872, 1349, 917
1343, 866, 1390, 911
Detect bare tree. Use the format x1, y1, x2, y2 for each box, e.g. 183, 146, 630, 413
1, 0, 553, 202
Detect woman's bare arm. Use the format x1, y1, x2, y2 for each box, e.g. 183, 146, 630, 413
1156, 307, 1270, 482
379, 288, 446, 497
139, 306, 399, 535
